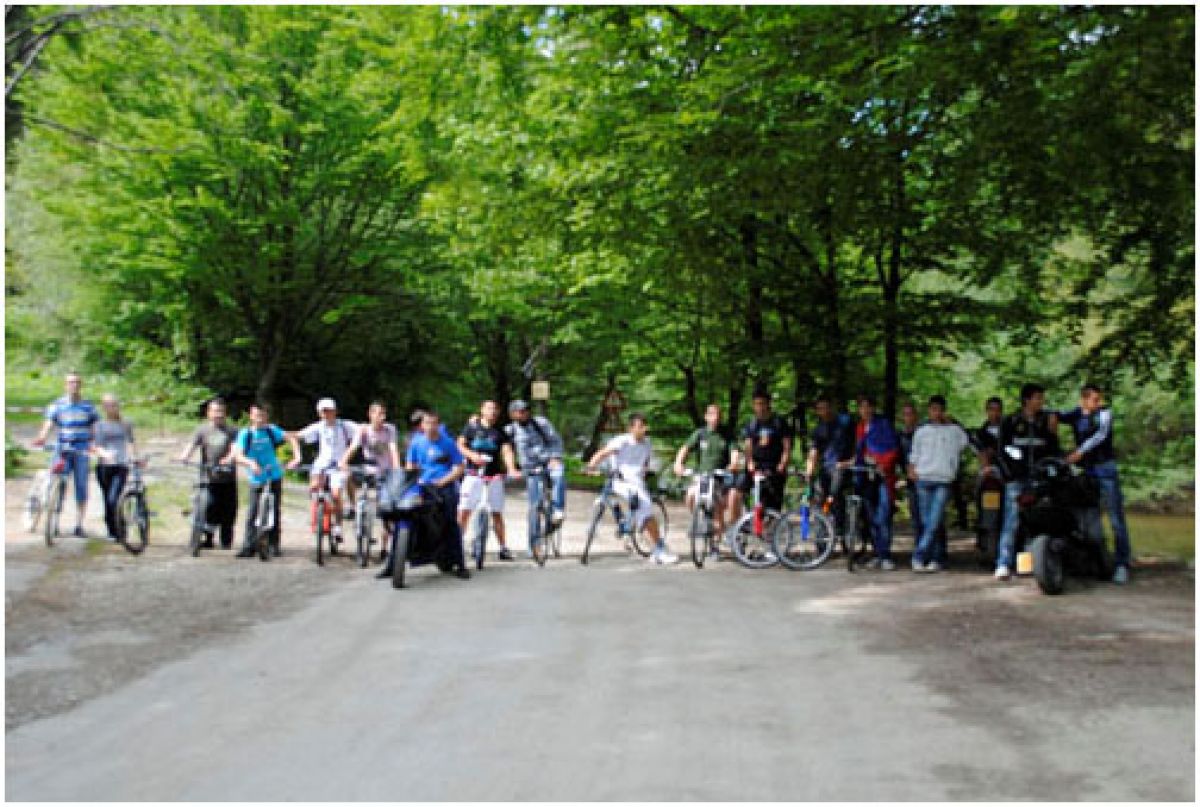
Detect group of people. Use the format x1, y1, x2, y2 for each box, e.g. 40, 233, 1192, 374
32, 372, 1133, 585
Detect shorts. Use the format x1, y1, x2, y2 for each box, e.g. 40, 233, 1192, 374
311, 467, 349, 494
739, 472, 786, 511
458, 474, 505, 513
613, 479, 655, 529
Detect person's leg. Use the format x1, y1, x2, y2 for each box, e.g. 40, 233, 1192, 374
71, 453, 90, 529
1093, 465, 1133, 569
441, 488, 466, 568
96, 466, 118, 538
456, 475, 480, 535
872, 483, 894, 561
916, 482, 949, 567
995, 482, 1022, 574
907, 482, 924, 545
549, 463, 566, 514
488, 478, 508, 550
270, 480, 283, 551
216, 482, 237, 548
952, 477, 969, 530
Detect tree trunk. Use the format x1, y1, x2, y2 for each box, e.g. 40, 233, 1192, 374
582, 372, 617, 461
680, 364, 702, 427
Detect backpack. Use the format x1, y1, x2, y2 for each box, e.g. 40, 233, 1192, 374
239, 426, 282, 454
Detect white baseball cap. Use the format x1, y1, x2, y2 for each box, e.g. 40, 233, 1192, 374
316, 397, 337, 412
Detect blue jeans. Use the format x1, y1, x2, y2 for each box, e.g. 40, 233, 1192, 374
55, 448, 91, 505
914, 481, 951, 565
861, 481, 893, 560
526, 463, 565, 544
996, 482, 1024, 570
1089, 461, 1132, 567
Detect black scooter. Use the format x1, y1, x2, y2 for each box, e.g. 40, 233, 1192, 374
1004, 449, 1113, 595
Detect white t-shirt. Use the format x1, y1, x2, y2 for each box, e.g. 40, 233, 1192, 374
299, 419, 358, 472
606, 433, 654, 482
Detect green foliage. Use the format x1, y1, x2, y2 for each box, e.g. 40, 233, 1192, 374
4, 5, 1193, 503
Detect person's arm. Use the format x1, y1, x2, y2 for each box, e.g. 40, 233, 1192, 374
587, 445, 616, 472
743, 436, 755, 474
779, 435, 793, 474
230, 432, 262, 475
388, 427, 402, 470
340, 426, 364, 470
436, 463, 464, 487
285, 429, 303, 470
178, 428, 201, 463
502, 442, 519, 478
908, 428, 925, 481
1067, 409, 1111, 464
673, 435, 693, 476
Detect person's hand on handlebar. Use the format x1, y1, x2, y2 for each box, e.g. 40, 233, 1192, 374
286, 458, 300, 471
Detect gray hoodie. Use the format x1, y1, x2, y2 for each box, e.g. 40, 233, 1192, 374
909, 421, 971, 483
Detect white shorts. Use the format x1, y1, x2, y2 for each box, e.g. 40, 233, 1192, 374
313, 468, 349, 494
458, 474, 506, 514
613, 480, 655, 529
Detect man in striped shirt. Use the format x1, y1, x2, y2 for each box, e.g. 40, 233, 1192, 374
32, 372, 99, 537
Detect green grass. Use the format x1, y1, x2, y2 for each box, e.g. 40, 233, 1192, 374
1126, 513, 1194, 564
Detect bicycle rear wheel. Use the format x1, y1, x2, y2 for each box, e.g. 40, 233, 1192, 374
631, 499, 666, 558
580, 501, 605, 565
118, 492, 148, 555
44, 477, 64, 547
775, 508, 835, 571
689, 507, 711, 568
729, 509, 783, 569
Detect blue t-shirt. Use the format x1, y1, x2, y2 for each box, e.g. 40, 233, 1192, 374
46, 396, 99, 451
236, 425, 286, 485
406, 433, 463, 485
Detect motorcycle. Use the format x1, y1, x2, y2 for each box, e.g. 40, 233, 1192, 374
1004, 448, 1113, 595
378, 469, 460, 589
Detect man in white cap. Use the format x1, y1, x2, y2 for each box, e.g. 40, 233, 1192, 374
287, 398, 358, 546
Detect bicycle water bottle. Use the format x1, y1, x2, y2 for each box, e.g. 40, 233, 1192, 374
800, 500, 811, 541
753, 504, 763, 536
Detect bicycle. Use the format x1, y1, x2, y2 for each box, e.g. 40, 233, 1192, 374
526, 463, 564, 567
828, 462, 884, 572
29, 445, 88, 548
580, 466, 669, 565
350, 465, 384, 568
113, 457, 153, 555
728, 472, 785, 569
181, 460, 233, 557
301, 465, 347, 566
464, 455, 505, 571
773, 471, 838, 570
679, 468, 734, 568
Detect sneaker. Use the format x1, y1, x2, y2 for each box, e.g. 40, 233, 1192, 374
236, 548, 256, 559
652, 549, 679, 565
73, 526, 86, 539
332, 527, 343, 543
455, 567, 472, 580
552, 509, 565, 526
708, 546, 721, 561
925, 561, 943, 573
497, 547, 514, 561
201, 536, 216, 549
994, 565, 1011, 581
878, 559, 897, 571
1112, 565, 1130, 585
911, 560, 927, 573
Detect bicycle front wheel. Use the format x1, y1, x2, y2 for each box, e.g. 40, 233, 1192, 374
44, 477, 65, 547
23, 480, 43, 533
689, 507, 711, 569
775, 509, 835, 571
729, 510, 783, 569
356, 502, 373, 568
581, 501, 605, 565
118, 493, 148, 555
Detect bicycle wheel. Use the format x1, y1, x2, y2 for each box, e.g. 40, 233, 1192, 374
390, 525, 410, 589
775, 508, 835, 571
845, 500, 861, 572
689, 507, 711, 569
531, 505, 549, 567
44, 477, 65, 547
580, 500, 605, 565
473, 509, 488, 570
549, 513, 563, 559
188, 488, 206, 557
315, 499, 327, 566
23, 479, 43, 533
118, 493, 148, 555
729, 509, 783, 569
631, 498, 668, 558
356, 501, 372, 568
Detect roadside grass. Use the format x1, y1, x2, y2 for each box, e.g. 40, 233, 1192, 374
1127, 514, 1195, 564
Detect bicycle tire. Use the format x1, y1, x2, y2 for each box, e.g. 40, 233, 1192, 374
473, 509, 488, 570
315, 499, 327, 566
23, 479, 43, 533
356, 500, 372, 568
531, 506, 549, 567
390, 526, 410, 589
118, 492, 148, 555
631, 498, 667, 558
580, 500, 605, 565
690, 506, 710, 569
729, 509, 783, 569
44, 477, 65, 547
549, 514, 563, 559
774, 509, 835, 571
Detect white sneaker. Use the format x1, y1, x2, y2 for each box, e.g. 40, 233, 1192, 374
1112, 565, 1130, 585
878, 559, 897, 571
652, 549, 679, 565
866, 558, 882, 570
994, 565, 1011, 581
925, 561, 943, 573
552, 509, 565, 525
911, 561, 927, 573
